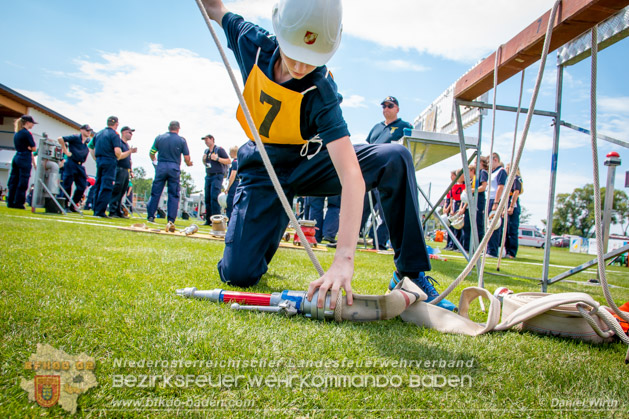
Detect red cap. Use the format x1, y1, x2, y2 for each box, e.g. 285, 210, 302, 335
606, 151, 620, 158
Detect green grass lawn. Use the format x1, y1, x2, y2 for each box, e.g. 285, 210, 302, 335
1, 204, 628, 418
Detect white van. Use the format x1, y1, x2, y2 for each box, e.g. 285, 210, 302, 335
518, 225, 545, 248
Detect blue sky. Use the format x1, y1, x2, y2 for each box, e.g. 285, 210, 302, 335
2, 0, 628, 231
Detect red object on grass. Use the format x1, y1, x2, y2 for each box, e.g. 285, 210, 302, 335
220, 290, 272, 306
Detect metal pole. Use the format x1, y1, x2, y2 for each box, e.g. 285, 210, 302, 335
454, 100, 480, 256
417, 184, 469, 261
367, 191, 380, 251
603, 152, 621, 253
37, 179, 66, 214
423, 152, 478, 222
31, 138, 47, 213
456, 100, 557, 118
541, 63, 563, 292
57, 184, 84, 215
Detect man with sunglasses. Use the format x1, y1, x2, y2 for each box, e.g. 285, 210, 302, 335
360, 96, 414, 250
366, 97, 413, 145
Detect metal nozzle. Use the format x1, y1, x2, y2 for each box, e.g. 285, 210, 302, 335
175, 288, 224, 302
175, 287, 198, 297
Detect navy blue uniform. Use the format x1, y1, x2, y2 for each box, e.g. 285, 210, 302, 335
361, 118, 413, 249
487, 166, 508, 256
225, 157, 239, 219
61, 134, 89, 207
93, 127, 122, 217
7, 128, 36, 209
461, 169, 489, 252
217, 13, 430, 287
204, 145, 229, 218
505, 176, 523, 257
366, 118, 413, 145
146, 132, 190, 222
108, 140, 131, 217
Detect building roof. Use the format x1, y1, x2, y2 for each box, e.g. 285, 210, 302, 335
0, 82, 80, 129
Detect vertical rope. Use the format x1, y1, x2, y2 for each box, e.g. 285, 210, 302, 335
432, 0, 561, 304
195, 1, 324, 277
588, 26, 629, 326
497, 69, 525, 270
477, 44, 502, 283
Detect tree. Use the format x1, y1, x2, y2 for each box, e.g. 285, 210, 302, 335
519, 205, 532, 224
132, 167, 153, 201
552, 184, 628, 237
613, 190, 629, 235
180, 169, 200, 196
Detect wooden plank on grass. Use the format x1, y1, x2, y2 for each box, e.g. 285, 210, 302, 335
118, 226, 328, 252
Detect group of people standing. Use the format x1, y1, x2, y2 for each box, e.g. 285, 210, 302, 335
6, 114, 139, 216
443, 152, 523, 258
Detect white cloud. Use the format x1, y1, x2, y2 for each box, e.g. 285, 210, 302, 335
224, 0, 553, 63
21, 44, 248, 189
342, 0, 553, 62
341, 94, 368, 109
599, 96, 629, 114
375, 59, 428, 72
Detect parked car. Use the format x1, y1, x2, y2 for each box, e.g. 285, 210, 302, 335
551, 236, 570, 247
518, 225, 545, 248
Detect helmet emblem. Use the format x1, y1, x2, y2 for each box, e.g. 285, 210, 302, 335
304, 31, 318, 45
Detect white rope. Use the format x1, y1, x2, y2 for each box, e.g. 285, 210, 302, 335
477, 44, 503, 283
432, 0, 561, 305
497, 69, 525, 269
587, 25, 629, 359
195, 1, 324, 277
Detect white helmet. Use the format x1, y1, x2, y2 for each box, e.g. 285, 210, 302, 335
217, 192, 227, 209
272, 0, 343, 67
488, 211, 502, 230
450, 213, 465, 230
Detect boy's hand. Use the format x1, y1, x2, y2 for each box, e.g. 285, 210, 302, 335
307, 257, 354, 310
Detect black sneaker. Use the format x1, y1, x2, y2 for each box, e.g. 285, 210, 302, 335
322, 236, 337, 244
147, 217, 156, 223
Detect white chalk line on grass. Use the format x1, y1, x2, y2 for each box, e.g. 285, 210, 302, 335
5, 213, 131, 229
441, 253, 626, 277
4, 213, 626, 278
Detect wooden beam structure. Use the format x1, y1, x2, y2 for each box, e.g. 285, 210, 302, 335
454, 0, 629, 100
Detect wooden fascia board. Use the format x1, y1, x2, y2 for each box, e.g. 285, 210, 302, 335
454, 0, 629, 100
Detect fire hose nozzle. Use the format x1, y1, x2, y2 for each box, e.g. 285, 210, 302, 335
175, 287, 224, 302
175, 287, 197, 297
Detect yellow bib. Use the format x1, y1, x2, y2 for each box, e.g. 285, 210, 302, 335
236, 54, 314, 145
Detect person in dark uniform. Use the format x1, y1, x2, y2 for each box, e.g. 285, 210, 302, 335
7, 115, 37, 209
93, 116, 123, 218
504, 164, 523, 259
225, 145, 239, 220
487, 153, 507, 257
201, 134, 230, 224
201, 0, 455, 312
108, 126, 137, 217
57, 124, 92, 211
360, 96, 414, 249
146, 121, 193, 225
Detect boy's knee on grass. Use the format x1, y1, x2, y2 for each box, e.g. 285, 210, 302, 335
217, 260, 261, 288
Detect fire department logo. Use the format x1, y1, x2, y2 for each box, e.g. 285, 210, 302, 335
21, 344, 97, 414
34, 375, 60, 408
304, 31, 318, 45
